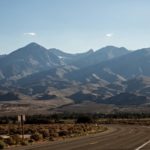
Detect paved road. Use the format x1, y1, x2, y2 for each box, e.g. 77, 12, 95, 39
10, 125, 150, 150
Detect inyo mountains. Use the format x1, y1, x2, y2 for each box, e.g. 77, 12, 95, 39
0, 42, 150, 109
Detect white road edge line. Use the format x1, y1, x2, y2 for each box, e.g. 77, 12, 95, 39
135, 140, 150, 150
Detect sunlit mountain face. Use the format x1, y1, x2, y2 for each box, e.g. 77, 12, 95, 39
0, 43, 150, 107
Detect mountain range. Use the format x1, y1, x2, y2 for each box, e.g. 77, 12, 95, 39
0, 42, 150, 108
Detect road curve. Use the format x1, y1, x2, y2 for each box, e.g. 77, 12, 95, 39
9, 125, 150, 150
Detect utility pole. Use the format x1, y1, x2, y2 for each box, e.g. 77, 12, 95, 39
18, 115, 26, 142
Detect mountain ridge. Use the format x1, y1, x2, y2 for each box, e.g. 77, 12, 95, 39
0, 42, 150, 107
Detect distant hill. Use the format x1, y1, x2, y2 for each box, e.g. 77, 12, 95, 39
102, 93, 148, 106
0, 92, 20, 101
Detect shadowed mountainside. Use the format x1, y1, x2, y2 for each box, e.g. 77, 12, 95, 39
0, 43, 150, 107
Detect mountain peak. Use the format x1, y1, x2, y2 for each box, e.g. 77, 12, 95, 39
25, 42, 44, 48
87, 49, 94, 54
100, 45, 128, 51
16, 42, 48, 54
103, 45, 119, 49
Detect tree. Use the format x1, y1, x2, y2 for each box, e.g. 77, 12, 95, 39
76, 115, 95, 123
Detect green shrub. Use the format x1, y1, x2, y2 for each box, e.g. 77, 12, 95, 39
76, 116, 95, 124
40, 129, 49, 138
4, 137, 15, 145
28, 139, 34, 143
31, 132, 43, 141
49, 129, 59, 137
21, 141, 28, 146
49, 136, 55, 141
58, 130, 68, 136
11, 134, 21, 144
0, 140, 5, 149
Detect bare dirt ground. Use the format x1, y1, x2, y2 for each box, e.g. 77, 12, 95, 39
1, 100, 150, 116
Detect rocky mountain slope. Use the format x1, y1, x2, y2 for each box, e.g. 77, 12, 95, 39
0, 43, 150, 107
0, 43, 62, 80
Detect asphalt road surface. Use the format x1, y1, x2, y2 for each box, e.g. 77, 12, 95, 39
9, 125, 150, 150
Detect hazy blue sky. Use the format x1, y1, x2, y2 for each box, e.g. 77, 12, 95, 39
0, 0, 150, 54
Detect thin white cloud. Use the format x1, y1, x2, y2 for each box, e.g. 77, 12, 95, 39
24, 32, 36, 36
105, 33, 113, 38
